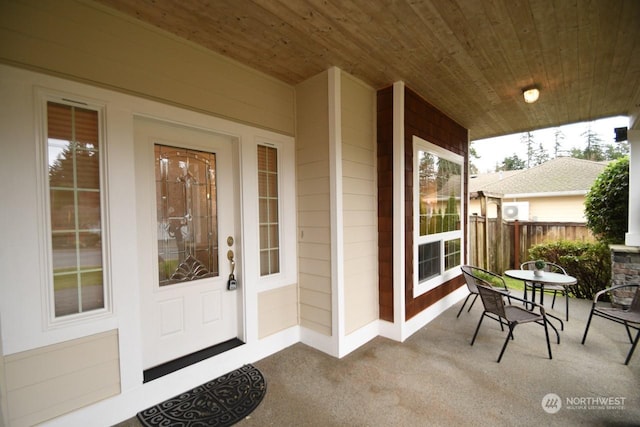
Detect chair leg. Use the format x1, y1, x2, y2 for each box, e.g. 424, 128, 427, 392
543, 317, 553, 360
624, 329, 640, 365
581, 306, 596, 344
551, 291, 557, 308
467, 294, 479, 312
565, 290, 569, 321
470, 313, 486, 346
497, 323, 514, 363
456, 293, 472, 318
623, 322, 634, 344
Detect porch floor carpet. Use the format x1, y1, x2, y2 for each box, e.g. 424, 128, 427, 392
136, 364, 266, 427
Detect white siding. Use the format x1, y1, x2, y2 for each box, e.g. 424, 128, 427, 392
0, 0, 295, 135
296, 71, 332, 336
4, 331, 119, 427
258, 285, 298, 339
340, 73, 378, 334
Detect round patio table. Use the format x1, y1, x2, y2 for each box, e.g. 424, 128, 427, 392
504, 269, 577, 332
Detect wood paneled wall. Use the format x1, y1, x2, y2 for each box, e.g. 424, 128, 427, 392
377, 86, 468, 322
403, 88, 467, 319
376, 87, 394, 322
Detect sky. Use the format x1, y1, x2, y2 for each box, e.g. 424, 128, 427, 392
471, 115, 629, 173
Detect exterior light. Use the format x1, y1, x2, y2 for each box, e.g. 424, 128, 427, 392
523, 87, 540, 104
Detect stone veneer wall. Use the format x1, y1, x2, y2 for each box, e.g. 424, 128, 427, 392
611, 245, 640, 287
610, 245, 640, 306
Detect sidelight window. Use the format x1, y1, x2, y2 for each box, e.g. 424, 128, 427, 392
258, 144, 280, 276
47, 101, 106, 317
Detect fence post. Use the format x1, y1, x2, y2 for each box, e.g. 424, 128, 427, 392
514, 219, 520, 269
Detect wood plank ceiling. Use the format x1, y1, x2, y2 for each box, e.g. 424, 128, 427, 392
96, 0, 640, 140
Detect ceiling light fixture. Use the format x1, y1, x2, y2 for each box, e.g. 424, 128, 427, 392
523, 87, 540, 104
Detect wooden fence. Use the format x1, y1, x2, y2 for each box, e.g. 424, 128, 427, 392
469, 216, 596, 273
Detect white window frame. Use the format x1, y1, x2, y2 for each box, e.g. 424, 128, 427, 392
412, 136, 464, 298
249, 136, 296, 291
257, 143, 281, 277
37, 90, 112, 328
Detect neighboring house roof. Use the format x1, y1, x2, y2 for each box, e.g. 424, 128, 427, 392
469, 157, 608, 197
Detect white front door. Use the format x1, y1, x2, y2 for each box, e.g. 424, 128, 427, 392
134, 117, 240, 369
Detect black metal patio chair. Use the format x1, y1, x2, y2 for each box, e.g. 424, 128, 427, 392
471, 284, 554, 363
458, 265, 510, 318
581, 284, 640, 365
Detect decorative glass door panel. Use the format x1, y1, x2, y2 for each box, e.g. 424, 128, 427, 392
155, 145, 218, 286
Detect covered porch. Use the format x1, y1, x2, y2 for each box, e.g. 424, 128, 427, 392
118, 291, 640, 426
1, 1, 639, 426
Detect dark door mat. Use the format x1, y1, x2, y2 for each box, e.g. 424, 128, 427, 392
137, 364, 266, 427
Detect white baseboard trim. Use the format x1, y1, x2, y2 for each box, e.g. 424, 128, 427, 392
300, 326, 337, 357
338, 320, 380, 358
402, 286, 468, 340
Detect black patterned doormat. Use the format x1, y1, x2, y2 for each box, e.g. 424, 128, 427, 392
137, 364, 266, 427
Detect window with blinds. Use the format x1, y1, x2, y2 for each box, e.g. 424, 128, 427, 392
257, 145, 280, 276
47, 101, 105, 317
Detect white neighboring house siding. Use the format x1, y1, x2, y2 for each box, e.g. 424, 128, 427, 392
0, 1, 298, 425
504, 194, 588, 222
469, 193, 589, 222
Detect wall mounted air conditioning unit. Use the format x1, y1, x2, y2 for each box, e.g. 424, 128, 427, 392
502, 202, 529, 221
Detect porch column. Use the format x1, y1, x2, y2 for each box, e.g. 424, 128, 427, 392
626, 129, 640, 247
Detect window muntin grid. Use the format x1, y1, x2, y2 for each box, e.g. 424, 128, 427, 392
155, 144, 218, 286
413, 136, 464, 296
47, 101, 105, 317
258, 145, 280, 276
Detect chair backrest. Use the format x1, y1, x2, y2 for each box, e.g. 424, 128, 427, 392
476, 284, 507, 319
461, 265, 506, 293
521, 261, 567, 275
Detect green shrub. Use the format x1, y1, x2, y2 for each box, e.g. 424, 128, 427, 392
584, 157, 629, 244
528, 240, 611, 300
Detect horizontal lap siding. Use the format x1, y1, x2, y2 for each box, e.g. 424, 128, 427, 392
296, 72, 332, 336
0, 0, 295, 135
4, 330, 120, 427
258, 285, 298, 339
341, 73, 378, 334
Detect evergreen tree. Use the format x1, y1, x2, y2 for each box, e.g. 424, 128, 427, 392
552, 128, 565, 158
581, 124, 605, 161
605, 141, 629, 160
444, 194, 459, 232
500, 154, 526, 171
533, 142, 549, 166
468, 143, 479, 175
520, 131, 535, 168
